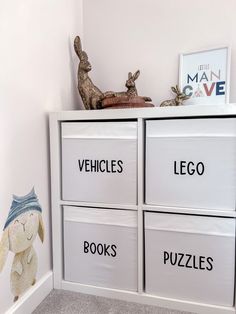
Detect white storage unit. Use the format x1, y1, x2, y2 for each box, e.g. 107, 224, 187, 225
61, 121, 137, 205
145, 211, 235, 306
146, 118, 236, 210
64, 206, 137, 291
50, 106, 236, 314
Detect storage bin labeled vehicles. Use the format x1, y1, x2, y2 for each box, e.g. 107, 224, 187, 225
64, 206, 138, 291
61, 121, 137, 205
145, 118, 236, 210
145, 212, 235, 306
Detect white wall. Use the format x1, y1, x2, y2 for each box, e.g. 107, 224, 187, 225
0, 1, 82, 312
0, 0, 235, 311
83, 0, 236, 105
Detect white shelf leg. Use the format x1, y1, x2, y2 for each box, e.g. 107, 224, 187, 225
137, 118, 144, 293
49, 115, 63, 289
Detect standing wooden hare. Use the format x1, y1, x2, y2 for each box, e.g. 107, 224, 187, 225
0, 188, 44, 302
74, 35, 152, 109
160, 85, 189, 107
74, 36, 113, 109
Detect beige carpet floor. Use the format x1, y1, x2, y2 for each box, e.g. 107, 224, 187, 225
33, 290, 194, 314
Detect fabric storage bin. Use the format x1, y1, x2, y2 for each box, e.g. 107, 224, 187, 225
145, 118, 236, 210
144, 211, 235, 306
64, 206, 138, 291
61, 121, 137, 205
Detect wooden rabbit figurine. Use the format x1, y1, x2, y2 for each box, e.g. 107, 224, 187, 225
113, 70, 152, 101
160, 85, 189, 107
74, 35, 152, 109
126, 70, 140, 96
74, 36, 108, 109
125, 70, 152, 102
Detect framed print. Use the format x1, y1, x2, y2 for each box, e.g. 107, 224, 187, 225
179, 47, 231, 105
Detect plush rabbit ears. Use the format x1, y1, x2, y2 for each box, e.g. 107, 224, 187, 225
74, 36, 88, 61
0, 228, 9, 272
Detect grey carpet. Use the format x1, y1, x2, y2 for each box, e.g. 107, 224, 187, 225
33, 289, 193, 314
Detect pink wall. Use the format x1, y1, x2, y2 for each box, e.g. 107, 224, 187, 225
83, 0, 236, 106
0, 1, 82, 312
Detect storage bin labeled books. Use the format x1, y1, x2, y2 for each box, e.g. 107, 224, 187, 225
64, 206, 138, 291
144, 211, 235, 306
145, 118, 236, 210
61, 121, 137, 205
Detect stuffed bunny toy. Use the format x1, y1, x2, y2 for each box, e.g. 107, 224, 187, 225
160, 85, 190, 107
0, 188, 44, 302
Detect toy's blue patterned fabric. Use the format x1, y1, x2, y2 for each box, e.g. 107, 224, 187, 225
4, 188, 42, 230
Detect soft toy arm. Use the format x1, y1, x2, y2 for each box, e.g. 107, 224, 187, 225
27, 247, 34, 264
12, 259, 23, 275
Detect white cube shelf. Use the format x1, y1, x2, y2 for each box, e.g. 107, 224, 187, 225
61, 121, 137, 205
64, 206, 138, 291
50, 106, 236, 314
145, 211, 235, 306
146, 118, 236, 210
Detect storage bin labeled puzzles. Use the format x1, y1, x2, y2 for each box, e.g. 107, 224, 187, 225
145, 212, 235, 306
62, 122, 137, 204
145, 118, 236, 210
64, 206, 138, 291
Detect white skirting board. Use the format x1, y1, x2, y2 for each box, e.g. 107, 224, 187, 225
5, 271, 53, 314
61, 281, 235, 314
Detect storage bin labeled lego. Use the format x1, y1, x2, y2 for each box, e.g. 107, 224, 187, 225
62, 122, 137, 204
145, 212, 235, 306
64, 206, 138, 291
146, 118, 236, 210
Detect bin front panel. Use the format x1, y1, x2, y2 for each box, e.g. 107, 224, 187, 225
62, 122, 137, 205
146, 118, 236, 210
145, 212, 235, 306
64, 206, 138, 291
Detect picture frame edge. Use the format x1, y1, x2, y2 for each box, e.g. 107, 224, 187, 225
178, 45, 231, 105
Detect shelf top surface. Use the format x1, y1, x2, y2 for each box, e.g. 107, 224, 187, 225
50, 104, 236, 121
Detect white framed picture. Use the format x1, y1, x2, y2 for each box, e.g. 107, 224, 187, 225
179, 47, 231, 105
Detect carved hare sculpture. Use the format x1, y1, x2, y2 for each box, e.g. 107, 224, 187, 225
74, 36, 110, 109
160, 85, 189, 107
126, 70, 140, 96
0, 189, 44, 302
113, 70, 151, 101
74, 36, 152, 109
